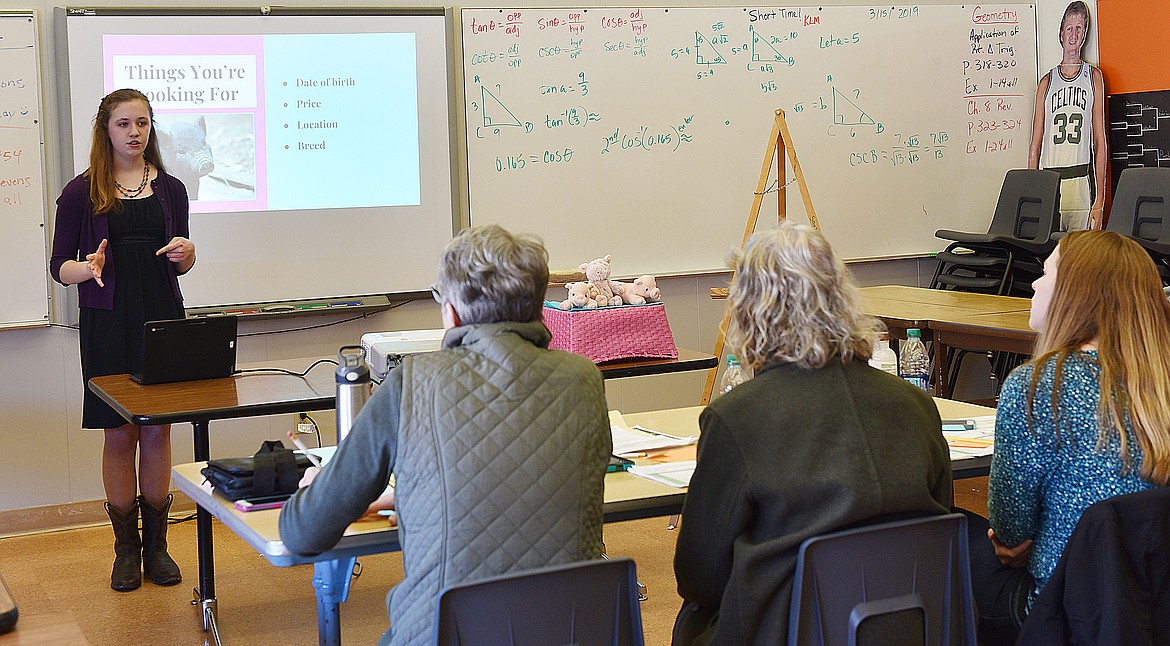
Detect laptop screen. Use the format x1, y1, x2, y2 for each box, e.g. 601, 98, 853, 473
132, 316, 238, 385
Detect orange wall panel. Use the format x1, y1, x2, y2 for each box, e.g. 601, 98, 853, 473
1098, 1, 1170, 94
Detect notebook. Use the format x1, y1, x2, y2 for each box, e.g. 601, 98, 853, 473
131, 316, 238, 385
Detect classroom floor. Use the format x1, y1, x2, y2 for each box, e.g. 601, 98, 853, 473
0, 481, 988, 645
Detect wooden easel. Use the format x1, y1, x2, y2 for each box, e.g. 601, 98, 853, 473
700, 108, 821, 404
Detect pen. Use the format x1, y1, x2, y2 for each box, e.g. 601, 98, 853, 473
941, 419, 977, 431
286, 431, 323, 468
632, 424, 688, 442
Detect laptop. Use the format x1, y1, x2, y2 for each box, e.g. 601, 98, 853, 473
131, 316, 238, 385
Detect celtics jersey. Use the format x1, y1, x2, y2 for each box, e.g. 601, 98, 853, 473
1041, 62, 1096, 229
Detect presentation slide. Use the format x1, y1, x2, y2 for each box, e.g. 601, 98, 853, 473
60, 10, 458, 308
102, 32, 421, 214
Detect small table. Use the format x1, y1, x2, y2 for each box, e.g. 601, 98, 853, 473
90, 350, 716, 642
89, 359, 335, 637
860, 285, 1036, 396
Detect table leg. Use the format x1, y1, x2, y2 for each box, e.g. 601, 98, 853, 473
312, 557, 357, 646
191, 420, 217, 633
934, 335, 949, 398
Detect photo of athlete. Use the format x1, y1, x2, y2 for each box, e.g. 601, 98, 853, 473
1028, 1, 1107, 231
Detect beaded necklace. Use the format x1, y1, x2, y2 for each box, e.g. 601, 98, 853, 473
115, 162, 150, 198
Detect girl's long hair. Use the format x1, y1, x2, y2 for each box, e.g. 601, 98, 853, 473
1029, 230, 1170, 484
86, 89, 165, 214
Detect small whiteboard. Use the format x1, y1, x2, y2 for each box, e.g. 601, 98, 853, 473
462, 5, 1038, 275
0, 12, 48, 327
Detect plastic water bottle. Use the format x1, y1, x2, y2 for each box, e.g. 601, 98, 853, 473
898, 329, 930, 391
719, 354, 750, 396
869, 333, 899, 376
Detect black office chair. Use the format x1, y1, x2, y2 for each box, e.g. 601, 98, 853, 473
1107, 167, 1170, 285
929, 170, 1059, 394
1016, 487, 1170, 645
788, 513, 977, 646
434, 557, 645, 645
933, 168, 1062, 298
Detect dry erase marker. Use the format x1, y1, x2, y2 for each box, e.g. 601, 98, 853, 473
287, 431, 323, 468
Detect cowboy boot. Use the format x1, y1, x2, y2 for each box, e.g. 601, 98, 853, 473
140, 494, 182, 586
105, 500, 142, 592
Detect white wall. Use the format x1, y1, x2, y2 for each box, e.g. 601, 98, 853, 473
0, 0, 1083, 512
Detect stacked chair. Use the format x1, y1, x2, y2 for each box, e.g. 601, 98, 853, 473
1106, 167, 1170, 285
929, 169, 1061, 395
932, 169, 1062, 297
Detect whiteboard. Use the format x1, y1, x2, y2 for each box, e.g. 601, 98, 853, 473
0, 12, 49, 327
463, 5, 1038, 275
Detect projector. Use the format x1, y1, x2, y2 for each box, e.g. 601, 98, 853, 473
361, 329, 446, 379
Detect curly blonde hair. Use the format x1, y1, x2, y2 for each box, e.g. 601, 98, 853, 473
727, 223, 880, 372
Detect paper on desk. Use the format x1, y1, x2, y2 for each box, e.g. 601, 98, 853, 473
944, 415, 996, 458
611, 423, 698, 456
304, 445, 336, 465
298, 445, 395, 497
628, 461, 696, 488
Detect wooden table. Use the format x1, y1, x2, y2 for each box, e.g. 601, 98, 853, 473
91, 350, 715, 642
860, 285, 1036, 396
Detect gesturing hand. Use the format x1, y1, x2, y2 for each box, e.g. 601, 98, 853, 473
86, 239, 108, 287
156, 236, 195, 265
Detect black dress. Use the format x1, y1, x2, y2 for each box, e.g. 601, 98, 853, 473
80, 195, 183, 429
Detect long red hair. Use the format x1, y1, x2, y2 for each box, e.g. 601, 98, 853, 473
1029, 230, 1170, 484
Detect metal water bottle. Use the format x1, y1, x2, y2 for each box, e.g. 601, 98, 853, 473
335, 345, 370, 443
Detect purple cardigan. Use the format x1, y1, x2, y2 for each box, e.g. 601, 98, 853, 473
49, 171, 191, 310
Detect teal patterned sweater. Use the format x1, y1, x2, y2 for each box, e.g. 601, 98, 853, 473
989, 350, 1155, 598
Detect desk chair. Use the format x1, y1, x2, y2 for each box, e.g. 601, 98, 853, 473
1016, 487, 1170, 646
930, 170, 1058, 394
1106, 167, 1170, 285
933, 168, 1061, 299
788, 513, 977, 646
434, 557, 645, 646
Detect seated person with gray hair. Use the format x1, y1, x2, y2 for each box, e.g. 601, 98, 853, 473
673, 222, 953, 645
280, 224, 611, 645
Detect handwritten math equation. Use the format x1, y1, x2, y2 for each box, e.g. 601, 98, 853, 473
465, 6, 1033, 173
849, 132, 949, 168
